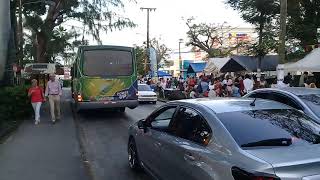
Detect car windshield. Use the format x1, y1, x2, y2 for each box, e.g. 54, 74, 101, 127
138, 85, 152, 91
217, 109, 320, 148
83, 50, 133, 76
298, 94, 320, 118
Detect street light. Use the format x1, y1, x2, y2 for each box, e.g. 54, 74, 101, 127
178, 39, 184, 75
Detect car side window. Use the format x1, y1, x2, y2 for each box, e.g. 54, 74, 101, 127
250, 92, 303, 110
148, 106, 177, 131
248, 92, 267, 99
270, 93, 303, 110
170, 107, 212, 145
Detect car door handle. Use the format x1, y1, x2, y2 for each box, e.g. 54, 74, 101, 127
184, 153, 195, 161
154, 142, 162, 148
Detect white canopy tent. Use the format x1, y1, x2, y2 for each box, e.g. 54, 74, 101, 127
204, 58, 229, 74
284, 48, 320, 72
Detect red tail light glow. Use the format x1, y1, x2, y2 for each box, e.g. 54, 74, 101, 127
77, 94, 83, 102
232, 167, 280, 180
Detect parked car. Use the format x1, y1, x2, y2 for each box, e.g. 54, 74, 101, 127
128, 98, 320, 180
138, 84, 157, 104
244, 87, 320, 122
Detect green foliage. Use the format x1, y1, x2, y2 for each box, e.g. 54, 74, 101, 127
20, 0, 136, 63
287, 0, 320, 46
0, 86, 32, 131
227, 0, 280, 57
135, 38, 171, 75
135, 46, 147, 76
150, 38, 171, 65
63, 80, 71, 87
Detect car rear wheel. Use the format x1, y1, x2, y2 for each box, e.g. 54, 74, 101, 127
128, 138, 141, 171
119, 107, 125, 112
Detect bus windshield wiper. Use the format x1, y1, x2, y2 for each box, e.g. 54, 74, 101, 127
241, 138, 292, 148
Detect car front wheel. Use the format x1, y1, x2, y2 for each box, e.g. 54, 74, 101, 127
128, 138, 142, 171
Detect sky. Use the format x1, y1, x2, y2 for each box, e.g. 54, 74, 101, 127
89, 0, 252, 52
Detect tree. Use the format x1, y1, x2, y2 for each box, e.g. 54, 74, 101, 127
135, 46, 147, 76
136, 38, 171, 75
227, 0, 279, 76
279, 0, 287, 64
150, 38, 171, 66
185, 18, 246, 58
20, 0, 136, 63
23, 25, 88, 65
287, 0, 320, 48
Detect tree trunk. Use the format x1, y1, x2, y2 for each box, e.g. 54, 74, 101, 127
257, 19, 264, 82
279, 0, 287, 64
277, 0, 288, 85
36, 31, 48, 63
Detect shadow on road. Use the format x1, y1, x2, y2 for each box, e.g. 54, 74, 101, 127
77, 109, 129, 121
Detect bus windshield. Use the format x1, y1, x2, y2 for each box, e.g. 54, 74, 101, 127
83, 50, 133, 76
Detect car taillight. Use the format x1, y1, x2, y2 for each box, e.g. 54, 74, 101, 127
232, 167, 280, 180
77, 94, 83, 102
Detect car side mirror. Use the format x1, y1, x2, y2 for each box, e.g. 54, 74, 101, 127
138, 119, 147, 132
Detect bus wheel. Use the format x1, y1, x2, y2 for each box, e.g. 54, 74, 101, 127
119, 107, 126, 112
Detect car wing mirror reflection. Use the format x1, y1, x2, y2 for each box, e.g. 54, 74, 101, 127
199, 131, 210, 146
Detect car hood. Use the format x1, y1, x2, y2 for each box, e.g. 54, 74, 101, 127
138, 91, 156, 95
246, 145, 320, 177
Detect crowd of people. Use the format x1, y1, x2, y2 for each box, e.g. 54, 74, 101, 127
139, 71, 318, 99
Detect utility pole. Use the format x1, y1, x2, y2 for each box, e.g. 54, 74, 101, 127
140, 7, 156, 75
277, 0, 287, 83
178, 39, 183, 75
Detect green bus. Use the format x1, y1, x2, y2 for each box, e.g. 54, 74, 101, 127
71, 45, 138, 111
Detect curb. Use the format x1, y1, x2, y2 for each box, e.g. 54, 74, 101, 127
157, 99, 169, 103
0, 120, 23, 143
71, 102, 97, 180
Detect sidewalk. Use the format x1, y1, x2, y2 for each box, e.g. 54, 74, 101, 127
0, 90, 90, 180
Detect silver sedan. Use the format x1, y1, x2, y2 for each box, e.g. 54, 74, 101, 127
128, 98, 320, 180
244, 87, 320, 122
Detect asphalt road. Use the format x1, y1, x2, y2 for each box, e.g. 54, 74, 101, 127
0, 88, 90, 180
75, 96, 164, 180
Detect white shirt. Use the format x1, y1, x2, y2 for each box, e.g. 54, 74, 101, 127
190, 91, 197, 99
208, 89, 216, 98
222, 79, 228, 85
243, 78, 253, 93
160, 82, 166, 89
277, 81, 289, 88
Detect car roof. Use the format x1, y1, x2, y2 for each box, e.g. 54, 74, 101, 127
252, 87, 320, 96
169, 98, 292, 114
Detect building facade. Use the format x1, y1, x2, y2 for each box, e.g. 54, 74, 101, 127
0, 0, 12, 82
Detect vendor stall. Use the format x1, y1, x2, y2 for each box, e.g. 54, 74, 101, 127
284, 48, 320, 72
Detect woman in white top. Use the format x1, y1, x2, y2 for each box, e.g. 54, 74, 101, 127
208, 85, 216, 98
